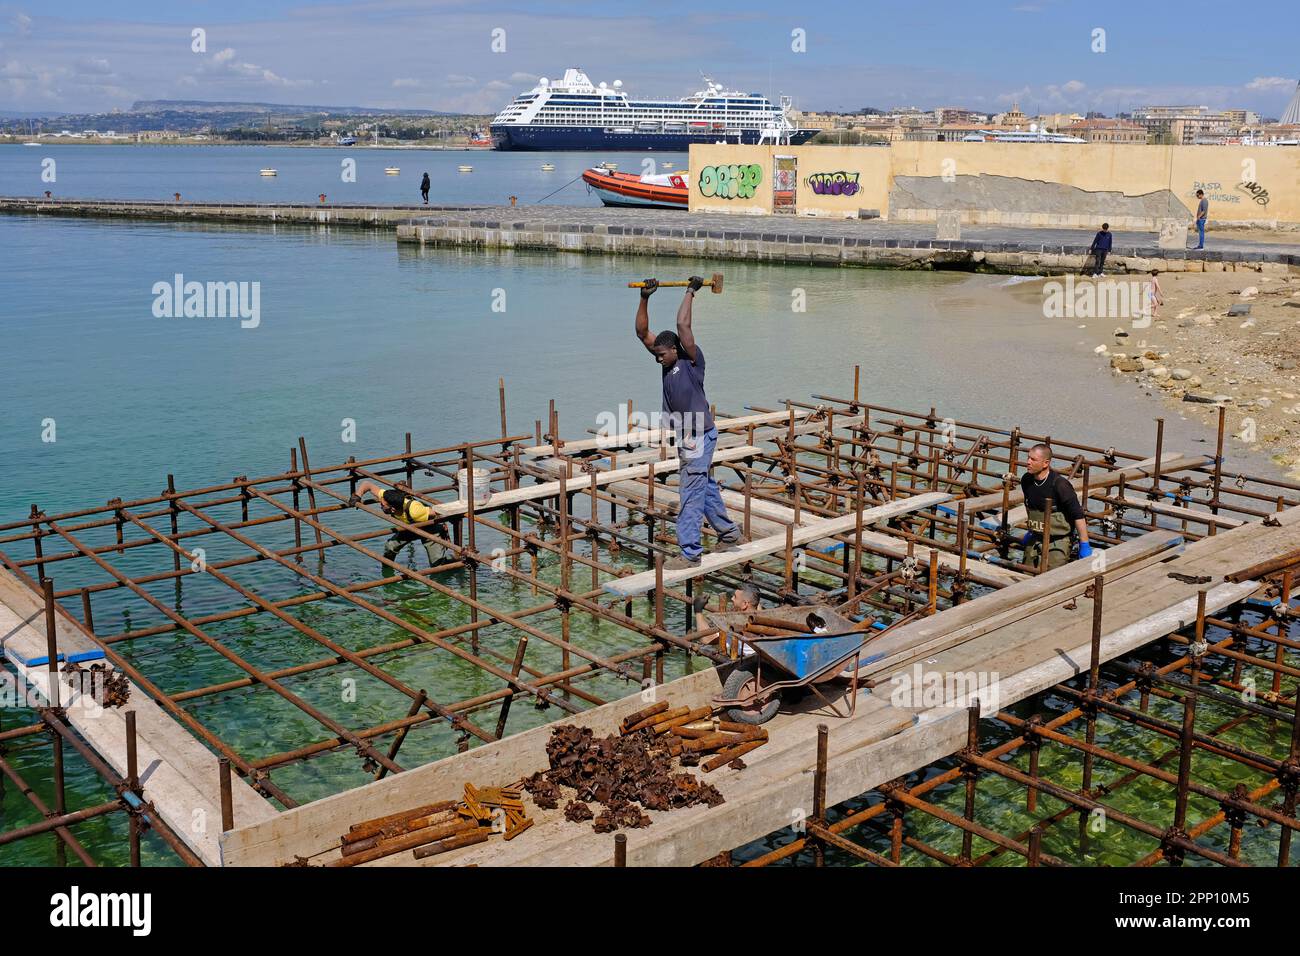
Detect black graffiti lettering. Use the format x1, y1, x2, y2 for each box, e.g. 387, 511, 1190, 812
1237, 181, 1270, 206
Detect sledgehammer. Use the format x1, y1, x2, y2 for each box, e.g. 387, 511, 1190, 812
628, 273, 724, 294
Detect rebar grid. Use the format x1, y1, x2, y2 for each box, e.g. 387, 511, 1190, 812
2, 369, 1298, 866
739, 571, 1300, 868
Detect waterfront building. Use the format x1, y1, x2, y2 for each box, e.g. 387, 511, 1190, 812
1064, 118, 1148, 145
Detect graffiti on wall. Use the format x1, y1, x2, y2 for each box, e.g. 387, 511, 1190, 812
1187, 181, 1242, 205
1236, 181, 1270, 206
698, 163, 762, 200
804, 171, 861, 196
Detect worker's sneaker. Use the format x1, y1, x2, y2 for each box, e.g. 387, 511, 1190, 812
713, 531, 748, 553
665, 554, 702, 571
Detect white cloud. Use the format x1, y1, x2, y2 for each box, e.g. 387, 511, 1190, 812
392, 77, 421, 88
75, 57, 113, 76
190, 47, 310, 89
1062, 79, 1086, 94
1246, 76, 1295, 92
11, 11, 31, 34
509, 71, 537, 84
444, 73, 477, 88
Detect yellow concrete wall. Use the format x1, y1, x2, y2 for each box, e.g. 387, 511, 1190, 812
688, 144, 773, 215
789, 146, 892, 218
688, 142, 1300, 223
891, 142, 1176, 200
687, 144, 892, 218
1168, 147, 1300, 224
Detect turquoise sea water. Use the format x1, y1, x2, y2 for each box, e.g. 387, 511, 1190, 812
0, 143, 685, 206
0, 209, 1293, 866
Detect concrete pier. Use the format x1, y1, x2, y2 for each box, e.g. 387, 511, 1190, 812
3, 196, 1297, 275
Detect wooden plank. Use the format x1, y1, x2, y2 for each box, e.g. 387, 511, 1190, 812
220, 667, 732, 866
521, 411, 802, 457
572, 420, 824, 473
0, 571, 276, 866
435, 695, 915, 868
1108, 496, 1246, 531
853, 529, 1184, 680
603, 492, 953, 598
427, 445, 760, 519
592, 474, 792, 542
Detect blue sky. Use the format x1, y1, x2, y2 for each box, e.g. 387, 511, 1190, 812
1, 0, 1297, 116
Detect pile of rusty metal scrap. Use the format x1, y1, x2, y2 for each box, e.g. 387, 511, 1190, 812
61, 660, 131, 708
330, 782, 532, 866
620, 700, 768, 772
521, 699, 764, 834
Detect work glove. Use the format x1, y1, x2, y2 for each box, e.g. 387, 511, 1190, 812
347, 494, 361, 507
1020, 531, 1035, 547
687, 275, 705, 293
1077, 541, 1094, 559
639, 278, 658, 299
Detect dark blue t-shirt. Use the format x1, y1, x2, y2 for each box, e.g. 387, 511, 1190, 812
1092, 230, 1112, 251
661, 344, 715, 438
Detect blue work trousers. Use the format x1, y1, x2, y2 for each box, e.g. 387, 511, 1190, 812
676, 427, 738, 559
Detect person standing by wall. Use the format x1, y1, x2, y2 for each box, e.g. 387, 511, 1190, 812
1194, 189, 1209, 249
1087, 222, 1113, 277
420, 172, 431, 205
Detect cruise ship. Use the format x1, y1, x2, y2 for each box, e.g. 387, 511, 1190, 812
490, 68, 815, 151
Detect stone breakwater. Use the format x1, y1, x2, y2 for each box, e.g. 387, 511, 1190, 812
395, 207, 1300, 276
3, 196, 1298, 276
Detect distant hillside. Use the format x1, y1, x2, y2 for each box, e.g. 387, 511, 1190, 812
130, 100, 462, 117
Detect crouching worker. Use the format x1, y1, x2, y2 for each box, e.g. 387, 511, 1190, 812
351, 480, 447, 567
1020, 443, 1093, 570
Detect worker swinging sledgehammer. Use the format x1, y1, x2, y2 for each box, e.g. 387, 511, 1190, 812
350, 480, 448, 569
632, 274, 745, 570
1019, 443, 1094, 569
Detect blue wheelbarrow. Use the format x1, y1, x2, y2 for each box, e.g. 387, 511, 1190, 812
707, 606, 886, 725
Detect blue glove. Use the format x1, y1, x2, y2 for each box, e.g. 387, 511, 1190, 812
1020, 530, 1034, 547
1077, 541, 1093, 559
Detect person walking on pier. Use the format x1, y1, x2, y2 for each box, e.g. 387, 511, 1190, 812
351, 480, 446, 568
634, 276, 745, 570
1087, 222, 1112, 277
1194, 189, 1209, 249
420, 172, 431, 205
1019, 443, 1093, 570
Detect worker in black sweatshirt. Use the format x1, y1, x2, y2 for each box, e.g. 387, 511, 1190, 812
1019, 443, 1093, 570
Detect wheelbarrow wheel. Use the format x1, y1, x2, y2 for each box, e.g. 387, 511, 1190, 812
721, 658, 781, 725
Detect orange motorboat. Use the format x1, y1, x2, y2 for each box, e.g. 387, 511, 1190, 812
581, 166, 688, 209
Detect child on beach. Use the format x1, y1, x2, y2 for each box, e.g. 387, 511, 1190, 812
1143, 270, 1163, 321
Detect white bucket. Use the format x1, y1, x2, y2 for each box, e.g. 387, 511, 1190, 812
457, 467, 492, 504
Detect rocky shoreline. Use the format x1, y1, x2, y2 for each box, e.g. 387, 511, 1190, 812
1085, 269, 1300, 478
